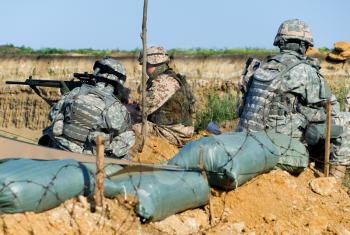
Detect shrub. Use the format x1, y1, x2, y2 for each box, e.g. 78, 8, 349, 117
328, 78, 348, 112
195, 93, 238, 131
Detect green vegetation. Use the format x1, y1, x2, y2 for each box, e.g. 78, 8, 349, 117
318, 47, 331, 53
334, 86, 348, 112
328, 79, 348, 112
0, 44, 139, 56
343, 169, 350, 190
0, 44, 278, 56
195, 93, 238, 131
169, 48, 278, 56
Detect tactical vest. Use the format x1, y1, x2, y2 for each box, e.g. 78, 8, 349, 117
62, 84, 117, 144
237, 54, 310, 132
147, 70, 195, 126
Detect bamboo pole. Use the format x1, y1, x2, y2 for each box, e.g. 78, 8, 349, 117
324, 99, 331, 177
138, 0, 148, 153
95, 135, 105, 207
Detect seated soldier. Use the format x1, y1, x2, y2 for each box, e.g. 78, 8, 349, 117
346, 89, 350, 112
236, 19, 350, 179
133, 46, 195, 147
41, 57, 135, 159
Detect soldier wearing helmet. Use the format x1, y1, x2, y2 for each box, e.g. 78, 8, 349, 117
41, 57, 135, 159
133, 46, 195, 147
237, 19, 350, 178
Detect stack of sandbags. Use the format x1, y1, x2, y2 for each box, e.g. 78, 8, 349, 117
0, 158, 210, 222
168, 131, 309, 190
327, 41, 350, 61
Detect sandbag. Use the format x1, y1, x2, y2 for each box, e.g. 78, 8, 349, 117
168, 131, 309, 189
168, 131, 281, 189
305, 123, 343, 146
109, 169, 209, 222
0, 159, 95, 214
0, 159, 124, 214
265, 132, 309, 174
0, 158, 209, 222
82, 162, 123, 177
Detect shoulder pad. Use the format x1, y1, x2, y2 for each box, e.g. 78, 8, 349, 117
306, 57, 321, 69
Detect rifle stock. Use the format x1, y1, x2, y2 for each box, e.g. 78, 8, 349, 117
6, 74, 130, 104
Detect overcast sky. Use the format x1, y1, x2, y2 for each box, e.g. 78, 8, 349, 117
1, 0, 349, 50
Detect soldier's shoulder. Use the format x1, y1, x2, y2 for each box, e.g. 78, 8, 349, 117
62, 86, 82, 99
160, 73, 179, 84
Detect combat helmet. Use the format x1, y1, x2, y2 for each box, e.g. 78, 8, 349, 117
273, 19, 314, 47
93, 57, 127, 84
138, 46, 170, 65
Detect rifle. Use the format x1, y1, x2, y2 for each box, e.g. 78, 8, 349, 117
6, 73, 130, 105
73, 72, 131, 104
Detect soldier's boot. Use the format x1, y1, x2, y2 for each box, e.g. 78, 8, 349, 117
330, 165, 347, 182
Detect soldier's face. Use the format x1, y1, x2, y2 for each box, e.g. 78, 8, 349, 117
146, 64, 156, 75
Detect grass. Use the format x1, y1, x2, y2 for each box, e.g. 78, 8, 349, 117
0, 44, 139, 56
343, 168, 350, 190
168, 48, 278, 56
195, 93, 238, 131
318, 47, 331, 53
328, 78, 349, 112
334, 86, 348, 112
0, 44, 278, 57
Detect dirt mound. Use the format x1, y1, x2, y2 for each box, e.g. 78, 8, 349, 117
306, 47, 319, 56
0, 116, 349, 234
210, 170, 350, 234
328, 41, 350, 61
0, 166, 349, 234
130, 135, 179, 164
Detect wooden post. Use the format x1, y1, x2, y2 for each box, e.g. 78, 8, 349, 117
138, 0, 148, 153
199, 145, 214, 225
95, 135, 105, 207
324, 99, 331, 177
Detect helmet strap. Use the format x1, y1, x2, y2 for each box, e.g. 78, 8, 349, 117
280, 40, 308, 55
148, 64, 169, 79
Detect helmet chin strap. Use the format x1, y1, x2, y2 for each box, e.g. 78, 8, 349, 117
279, 39, 309, 55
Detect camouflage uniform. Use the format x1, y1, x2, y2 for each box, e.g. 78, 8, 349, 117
43, 58, 135, 159
237, 19, 350, 166
346, 89, 350, 112
134, 46, 195, 147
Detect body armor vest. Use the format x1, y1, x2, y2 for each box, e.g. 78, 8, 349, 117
237, 54, 309, 132
148, 70, 194, 126
62, 84, 117, 144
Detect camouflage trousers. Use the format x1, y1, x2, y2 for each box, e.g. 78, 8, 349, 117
47, 132, 134, 160
133, 121, 194, 147
332, 112, 350, 166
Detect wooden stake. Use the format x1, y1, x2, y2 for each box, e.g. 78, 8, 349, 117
95, 135, 105, 207
324, 99, 331, 177
138, 0, 148, 153
199, 145, 214, 226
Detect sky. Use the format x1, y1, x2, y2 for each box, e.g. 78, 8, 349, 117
0, 0, 349, 50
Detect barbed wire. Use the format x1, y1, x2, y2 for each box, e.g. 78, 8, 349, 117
0, 70, 349, 234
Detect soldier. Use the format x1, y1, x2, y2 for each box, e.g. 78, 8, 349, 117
346, 89, 350, 112
41, 57, 135, 159
236, 19, 350, 179
133, 46, 195, 147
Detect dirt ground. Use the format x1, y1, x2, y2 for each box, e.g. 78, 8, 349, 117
0, 130, 349, 235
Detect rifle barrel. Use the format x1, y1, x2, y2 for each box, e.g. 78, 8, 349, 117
5, 81, 26, 85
